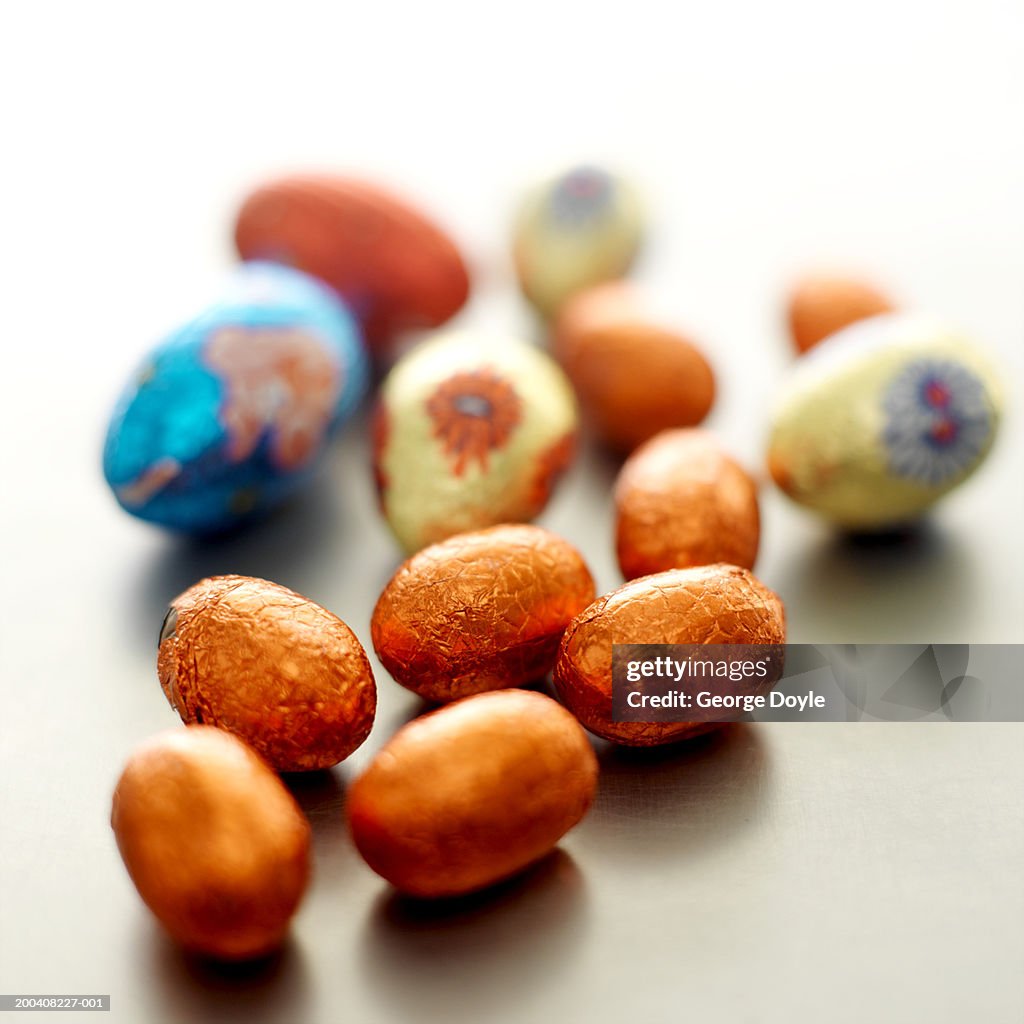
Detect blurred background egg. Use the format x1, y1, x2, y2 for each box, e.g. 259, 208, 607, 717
103, 262, 369, 534
234, 175, 471, 351
553, 282, 715, 452
786, 271, 896, 355
373, 331, 578, 553
512, 164, 645, 319
767, 312, 1002, 528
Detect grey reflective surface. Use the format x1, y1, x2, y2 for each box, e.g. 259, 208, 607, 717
2, 410, 1022, 1024
3, 1, 1024, 1019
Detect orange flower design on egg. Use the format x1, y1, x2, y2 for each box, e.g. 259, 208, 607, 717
204, 326, 340, 471
426, 369, 523, 475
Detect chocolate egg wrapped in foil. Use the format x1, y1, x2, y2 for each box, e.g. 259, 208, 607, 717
615, 429, 760, 579
553, 282, 715, 452
512, 164, 645, 319
347, 689, 597, 898
373, 331, 578, 553
158, 575, 376, 772
372, 524, 595, 702
767, 313, 1002, 528
554, 564, 786, 746
111, 726, 311, 960
103, 262, 368, 534
234, 175, 470, 349
786, 271, 895, 355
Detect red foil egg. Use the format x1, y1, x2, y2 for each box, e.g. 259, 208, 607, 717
235, 175, 470, 349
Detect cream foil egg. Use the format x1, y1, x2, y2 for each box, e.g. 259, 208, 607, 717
767, 313, 1002, 528
373, 331, 579, 553
512, 165, 645, 319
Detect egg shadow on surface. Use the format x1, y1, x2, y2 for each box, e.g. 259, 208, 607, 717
125, 470, 348, 651
360, 850, 588, 1022
282, 767, 364, 896
283, 768, 346, 836
383, 677, 560, 733
770, 519, 980, 642
145, 933, 310, 1024
578, 723, 770, 864
283, 767, 346, 828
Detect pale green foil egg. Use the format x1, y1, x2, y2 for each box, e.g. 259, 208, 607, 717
767, 313, 1002, 529
512, 165, 645, 319
373, 331, 579, 553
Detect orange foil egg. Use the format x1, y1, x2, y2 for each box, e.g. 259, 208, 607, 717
553, 283, 715, 452
554, 565, 786, 746
787, 271, 895, 355
347, 690, 598, 897
158, 575, 376, 771
111, 727, 311, 960
615, 429, 760, 579
372, 524, 596, 703
234, 175, 470, 349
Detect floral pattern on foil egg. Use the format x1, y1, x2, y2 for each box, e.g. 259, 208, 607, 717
373, 331, 578, 553
547, 166, 615, 226
103, 262, 368, 534
512, 164, 645, 318
425, 369, 523, 475
766, 313, 1002, 529
883, 359, 995, 487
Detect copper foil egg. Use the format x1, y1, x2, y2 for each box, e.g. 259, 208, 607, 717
372, 524, 596, 703
615, 429, 760, 579
553, 283, 715, 452
347, 689, 598, 897
554, 565, 786, 746
787, 271, 895, 355
111, 726, 311, 960
158, 575, 376, 771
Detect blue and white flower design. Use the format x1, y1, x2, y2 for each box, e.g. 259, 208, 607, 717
883, 358, 993, 486
548, 166, 614, 227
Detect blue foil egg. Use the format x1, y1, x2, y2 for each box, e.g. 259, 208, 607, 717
103, 262, 369, 533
